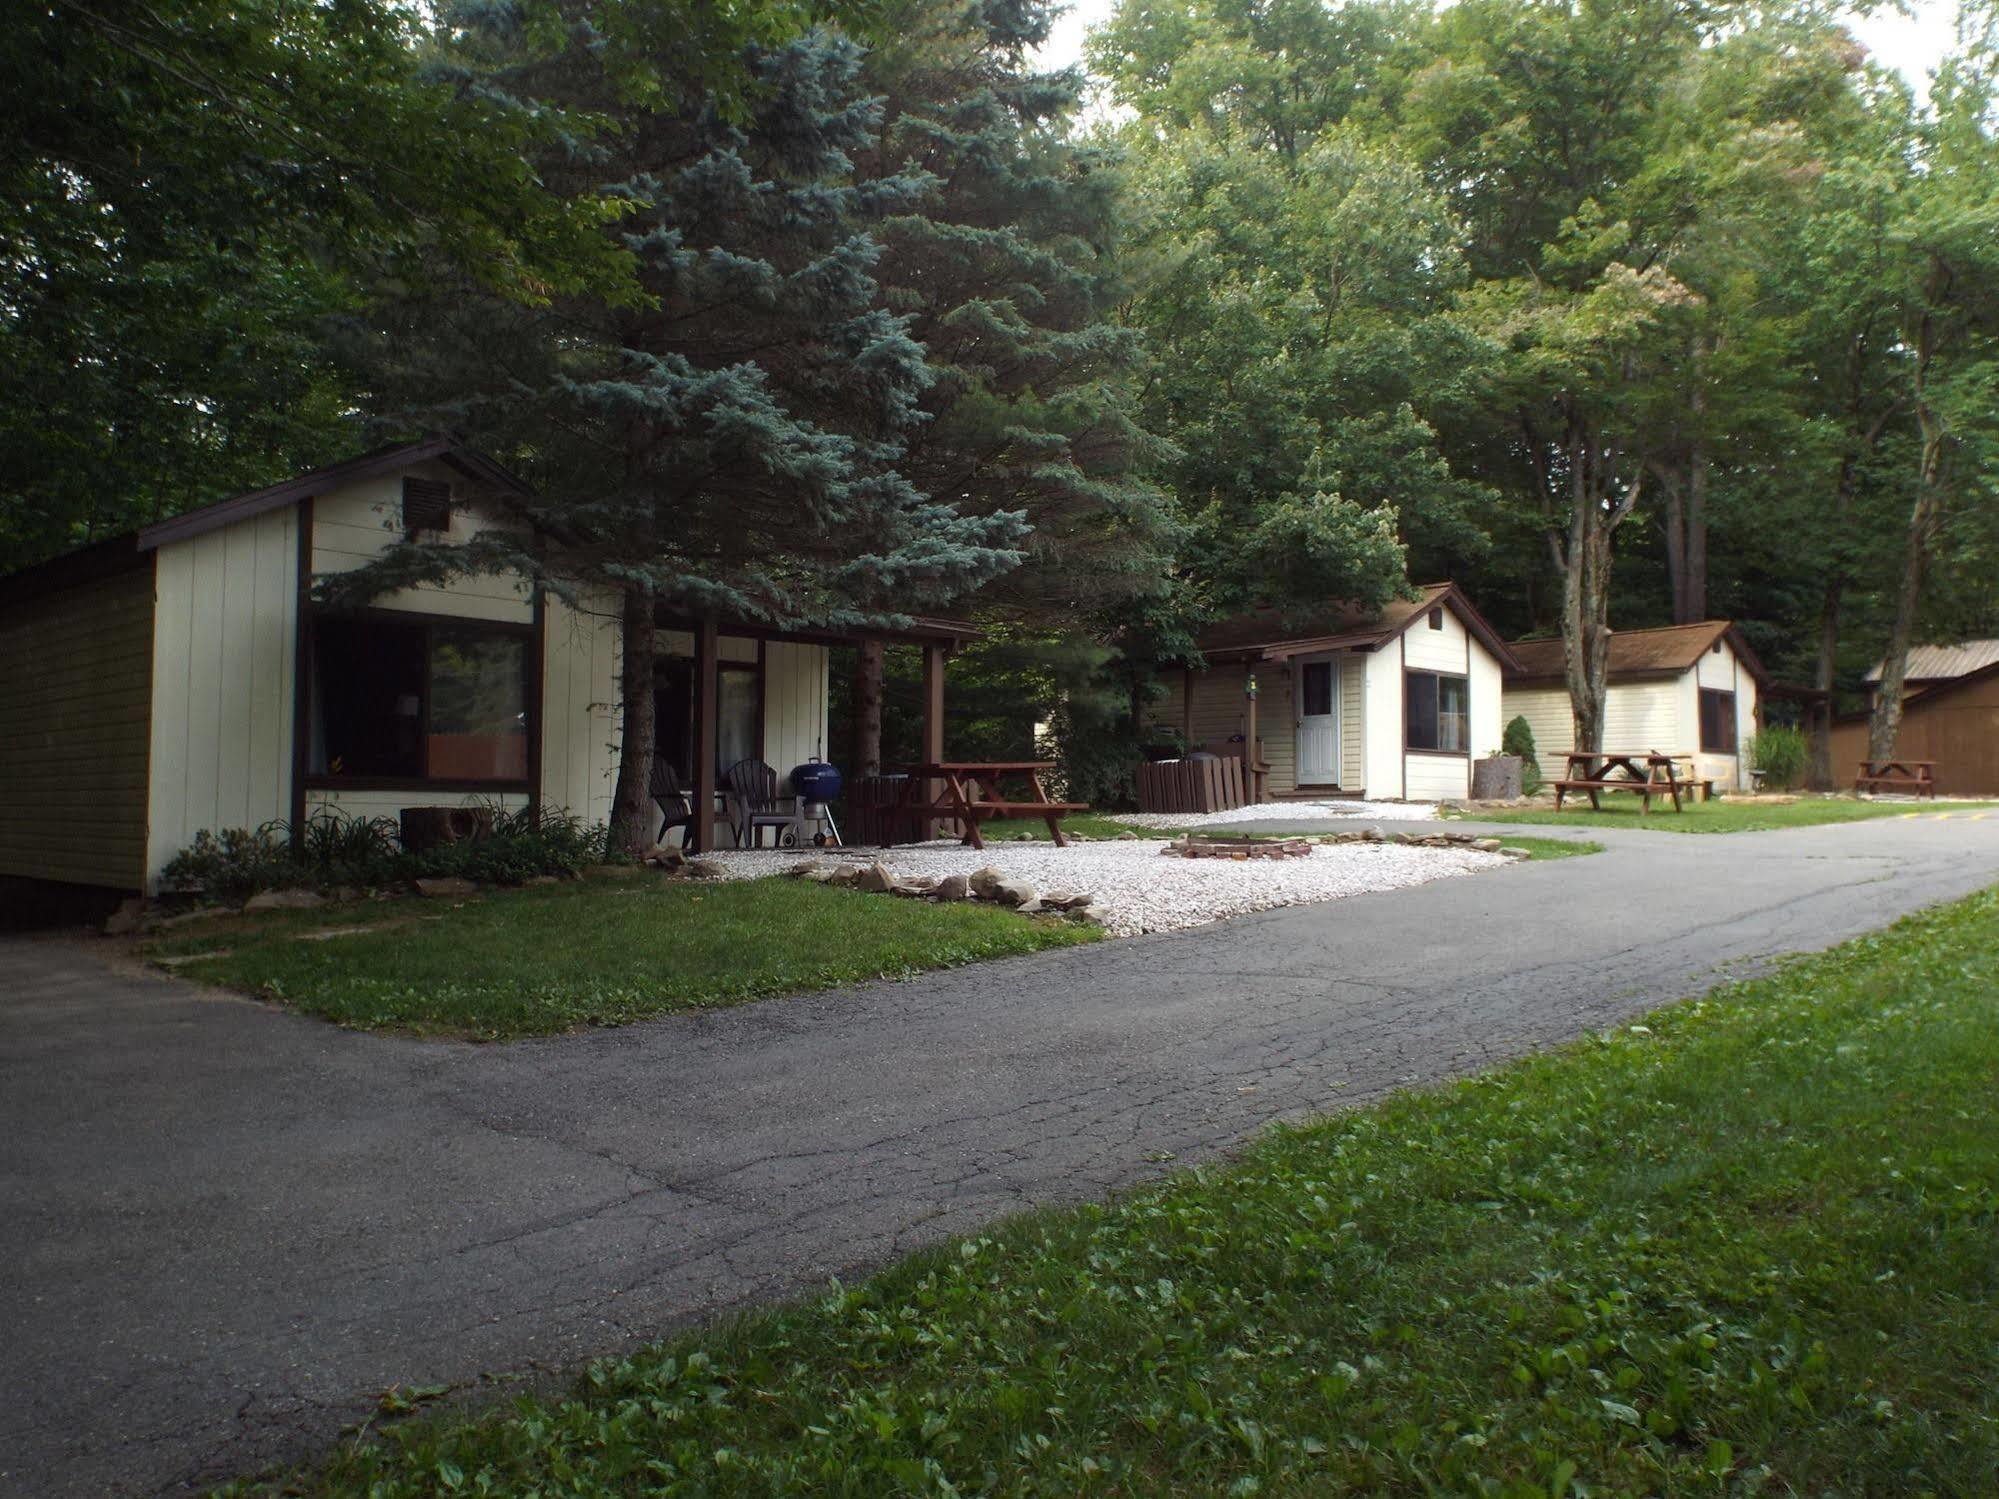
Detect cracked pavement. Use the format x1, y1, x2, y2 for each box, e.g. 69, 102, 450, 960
5, 812, 1999, 1496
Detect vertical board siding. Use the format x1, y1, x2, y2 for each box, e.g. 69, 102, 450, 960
147, 512, 298, 887
763, 642, 830, 790
0, 565, 156, 887
540, 590, 621, 825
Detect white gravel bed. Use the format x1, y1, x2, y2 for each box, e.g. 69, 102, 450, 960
706, 838, 1501, 937
1120, 798, 1439, 829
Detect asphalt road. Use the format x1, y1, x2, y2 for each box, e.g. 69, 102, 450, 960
5, 811, 1998, 1497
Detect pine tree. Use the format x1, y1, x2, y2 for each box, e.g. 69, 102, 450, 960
841, 0, 1177, 772
330, 9, 1025, 846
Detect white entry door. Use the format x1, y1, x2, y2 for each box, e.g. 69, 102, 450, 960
1295, 655, 1339, 785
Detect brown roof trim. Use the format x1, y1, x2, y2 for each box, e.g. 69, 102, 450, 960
1403, 583, 1522, 672
135, 437, 530, 552
0, 532, 151, 614
656, 612, 981, 648
1507, 620, 1771, 688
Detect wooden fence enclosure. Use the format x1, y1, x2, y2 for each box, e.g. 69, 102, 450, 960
1135, 754, 1251, 814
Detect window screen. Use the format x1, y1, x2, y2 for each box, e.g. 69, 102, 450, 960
1300, 660, 1334, 718
309, 615, 527, 783
1406, 670, 1469, 752
1699, 688, 1737, 753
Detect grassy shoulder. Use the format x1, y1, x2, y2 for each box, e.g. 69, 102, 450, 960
1455, 795, 1999, 833
1491, 834, 1604, 859
249, 888, 1999, 1496
146, 876, 1098, 1040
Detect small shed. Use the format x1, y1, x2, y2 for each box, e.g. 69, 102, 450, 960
1832, 648, 1999, 795
1147, 583, 1518, 802
1502, 622, 1769, 790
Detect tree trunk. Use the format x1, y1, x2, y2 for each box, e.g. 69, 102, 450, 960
1807, 578, 1842, 789
1681, 426, 1707, 622
1868, 307, 1949, 762
854, 638, 884, 777
1868, 468, 1944, 760
1563, 503, 1615, 753
610, 586, 658, 852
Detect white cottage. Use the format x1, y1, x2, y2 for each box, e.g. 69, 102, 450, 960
0, 440, 970, 894
1149, 583, 1517, 802
1502, 622, 1768, 790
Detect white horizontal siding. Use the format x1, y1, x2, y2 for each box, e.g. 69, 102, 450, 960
305, 789, 530, 828
1405, 753, 1469, 801
310, 462, 533, 625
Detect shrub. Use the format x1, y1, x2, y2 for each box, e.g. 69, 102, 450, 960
160, 806, 613, 905
1502, 715, 1542, 792
1748, 725, 1809, 790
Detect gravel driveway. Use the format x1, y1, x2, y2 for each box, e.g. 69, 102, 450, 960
711, 837, 1502, 935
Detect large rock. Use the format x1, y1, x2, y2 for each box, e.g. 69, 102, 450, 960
102, 898, 148, 936
934, 874, 972, 901
1472, 838, 1503, 853
244, 888, 324, 912
684, 858, 727, 880
855, 862, 899, 894
991, 878, 1037, 909
968, 866, 1007, 900
412, 877, 478, 899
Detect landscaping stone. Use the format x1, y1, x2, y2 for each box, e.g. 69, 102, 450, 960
684, 858, 727, 880
412, 877, 478, 899
244, 888, 324, 912
103, 898, 147, 936
991, 878, 1038, 909
968, 866, 1007, 900
934, 874, 971, 901
1500, 846, 1533, 860
827, 865, 863, 888
1471, 838, 1503, 853
785, 861, 830, 879
1115, 830, 1139, 840
149, 906, 236, 932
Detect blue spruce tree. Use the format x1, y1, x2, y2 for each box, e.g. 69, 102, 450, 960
333, 7, 1025, 846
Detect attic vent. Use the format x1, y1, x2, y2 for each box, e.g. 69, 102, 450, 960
402, 477, 452, 534
1428, 608, 1444, 630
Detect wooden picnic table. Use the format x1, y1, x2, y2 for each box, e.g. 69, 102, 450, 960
893, 761, 1088, 850
1552, 750, 1688, 814
1854, 758, 1937, 798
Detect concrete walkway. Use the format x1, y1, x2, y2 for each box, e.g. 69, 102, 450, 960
4, 811, 1998, 1497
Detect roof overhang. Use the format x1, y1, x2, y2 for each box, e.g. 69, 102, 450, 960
135, 437, 530, 552
655, 611, 981, 649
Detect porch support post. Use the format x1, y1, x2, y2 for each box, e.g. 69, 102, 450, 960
923, 640, 948, 839
1244, 664, 1262, 803
1181, 666, 1195, 746
693, 614, 720, 851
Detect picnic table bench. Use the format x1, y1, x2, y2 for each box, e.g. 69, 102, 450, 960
1854, 758, 1937, 798
1551, 750, 1689, 814
894, 761, 1088, 849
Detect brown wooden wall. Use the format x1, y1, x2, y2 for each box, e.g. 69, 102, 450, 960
0, 561, 156, 889
1829, 673, 1999, 795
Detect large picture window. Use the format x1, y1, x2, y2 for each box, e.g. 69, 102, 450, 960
1699, 688, 1738, 754
1406, 670, 1469, 753
307, 614, 530, 786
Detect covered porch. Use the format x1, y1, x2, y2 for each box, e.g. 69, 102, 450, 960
657, 610, 974, 852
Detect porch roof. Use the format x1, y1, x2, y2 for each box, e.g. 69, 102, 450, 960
655, 610, 979, 649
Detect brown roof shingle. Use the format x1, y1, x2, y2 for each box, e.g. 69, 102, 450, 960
1508, 621, 1769, 685
1193, 584, 1519, 668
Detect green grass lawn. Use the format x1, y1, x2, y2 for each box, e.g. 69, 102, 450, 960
1489, 834, 1604, 859
147, 877, 1097, 1040
1454, 795, 1999, 833
240, 888, 1999, 1497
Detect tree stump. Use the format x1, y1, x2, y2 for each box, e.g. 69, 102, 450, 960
1471, 755, 1523, 800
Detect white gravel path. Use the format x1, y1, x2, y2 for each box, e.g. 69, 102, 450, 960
707, 837, 1501, 937
1121, 798, 1440, 829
